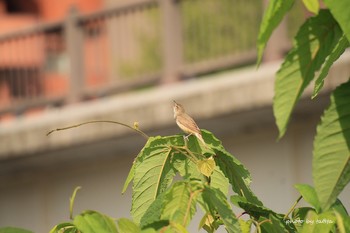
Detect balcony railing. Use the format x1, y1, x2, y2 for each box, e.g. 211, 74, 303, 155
0, 0, 300, 119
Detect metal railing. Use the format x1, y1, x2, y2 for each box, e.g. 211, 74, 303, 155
0, 0, 298, 119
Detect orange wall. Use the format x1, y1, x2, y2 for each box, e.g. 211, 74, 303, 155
37, 0, 103, 21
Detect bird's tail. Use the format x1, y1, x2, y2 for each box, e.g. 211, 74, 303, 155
195, 133, 208, 148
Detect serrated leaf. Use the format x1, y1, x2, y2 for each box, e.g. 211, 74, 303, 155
269, 214, 289, 233
324, 0, 350, 43
302, 0, 319, 14
117, 218, 140, 233
161, 181, 201, 227
294, 184, 320, 212
257, 0, 294, 65
231, 196, 296, 232
230, 195, 281, 220
73, 210, 118, 233
214, 149, 262, 205
313, 80, 350, 211
210, 166, 229, 196
312, 34, 349, 98
131, 136, 181, 223
200, 186, 241, 233
259, 214, 295, 233
122, 159, 136, 194
139, 192, 167, 229
274, 10, 344, 138
201, 130, 262, 205
197, 157, 215, 177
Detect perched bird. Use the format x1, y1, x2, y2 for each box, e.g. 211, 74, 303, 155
173, 100, 206, 146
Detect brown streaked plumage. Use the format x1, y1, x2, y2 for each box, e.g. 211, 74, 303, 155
173, 100, 206, 145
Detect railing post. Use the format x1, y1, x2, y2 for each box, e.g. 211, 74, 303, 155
160, 0, 183, 83
65, 6, 85, 102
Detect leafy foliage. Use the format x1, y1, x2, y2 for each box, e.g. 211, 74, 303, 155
259, 0, 350, 232
273, 9, 349, 138
123, 130, 260, 231
5, 0, 350, 232
324, 0, 350, 43
257, 0, 294, 65
294, 184, 320, 212
313, 80, 350, 211
73, 211, 119, 233
0, 228, 34, 233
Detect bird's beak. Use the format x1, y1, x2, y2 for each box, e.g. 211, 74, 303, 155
173, 100, 177, 105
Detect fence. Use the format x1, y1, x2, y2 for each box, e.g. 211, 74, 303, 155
0, 0, 301, 118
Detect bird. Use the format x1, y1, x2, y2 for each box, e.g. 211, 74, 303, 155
173, 100, 206, 146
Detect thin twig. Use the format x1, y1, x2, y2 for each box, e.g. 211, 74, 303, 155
237, 211, 248, 219
47, 120, 149, 139
284, 195, 302, 220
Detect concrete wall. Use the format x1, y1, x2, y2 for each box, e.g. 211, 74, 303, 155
1, 53, 350, 232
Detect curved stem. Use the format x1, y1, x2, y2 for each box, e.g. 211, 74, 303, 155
47, 120, 149, 139
171, 146, 198, 163
284, 195, 302, 220
237, 211, 247, 219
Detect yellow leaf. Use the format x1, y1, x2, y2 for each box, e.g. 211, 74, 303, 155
197, 157, 215, 177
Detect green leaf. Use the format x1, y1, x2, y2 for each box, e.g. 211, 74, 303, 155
334, 210, 350, 233
324, 0, 350, 43
201, 131, 261, 205
197, 156, 215, 177
313, 80, 350, 211
122, 160, 135, 194
258, 216, 290, 233
231, 196, 296, 232
117, 218, 140, 233
231, 195, 281, 220
73, 210, 118, 233
239, 219, 252, 233
69, 186, 81, 220
161, 181, 201, 227
214, 150, 262, 205
166, 223, 189, 233
269, 214, 289, 233
0, 228, 34, 233
274, 10, 344, 138
294, 184, 320, 212
210, 166, 229, 196
331, 199, 349, 217
139, 192, 167, 229
131, 136, 180, 223
291, 207, 315, 231
302, 0, 319, 14
200, 186, 241, 233
173, 132, 229, 196
198, 213, 219, 233
299, 210, 336, 233
257, 0, 294, 65
312, 34, 349, 98
49, 223, 78, 233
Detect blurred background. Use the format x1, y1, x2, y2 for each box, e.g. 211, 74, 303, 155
0, 0, 349, 232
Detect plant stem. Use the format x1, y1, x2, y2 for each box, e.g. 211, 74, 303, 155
47, 120, 149, 139
284, 195, 302, 220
